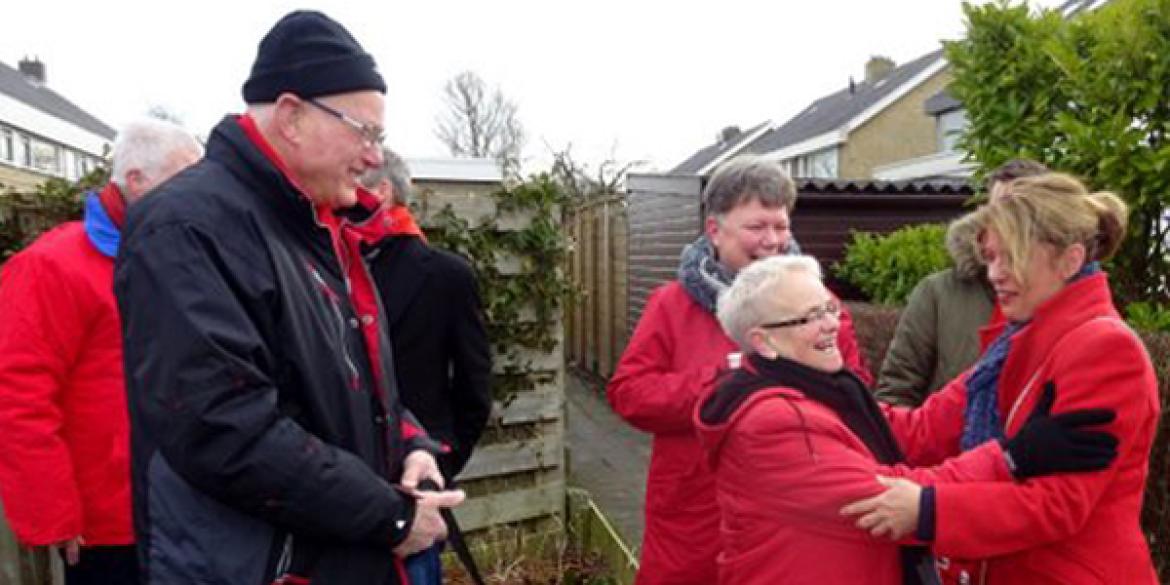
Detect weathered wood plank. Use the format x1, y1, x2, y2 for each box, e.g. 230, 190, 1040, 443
496, 391, 562, 425
458, 434, 563, 481
494, 208, 538, 232
493, 343, 562, 373
454, 478, 565, 532
415, 184, 499, 227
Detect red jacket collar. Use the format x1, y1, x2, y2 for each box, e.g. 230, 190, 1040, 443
236, 113, 347, 228
97, 182, 127, 229
985, 272, 1118, 412
345, 187, 426, 244
236, 114, 297, 186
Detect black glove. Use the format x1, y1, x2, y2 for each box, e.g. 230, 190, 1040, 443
1002, 381, 1119, 479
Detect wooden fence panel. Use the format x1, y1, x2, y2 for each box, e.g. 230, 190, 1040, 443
565, 196, 629, 380
417, 177, 567, 534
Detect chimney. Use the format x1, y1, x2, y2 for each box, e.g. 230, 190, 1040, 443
864, 56, 895, 84
718, 125, 742, 144
18, 56, 46, 86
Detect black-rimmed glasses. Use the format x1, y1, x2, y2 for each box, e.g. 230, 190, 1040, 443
759, 300, 841, 329
305, 98, 385, 148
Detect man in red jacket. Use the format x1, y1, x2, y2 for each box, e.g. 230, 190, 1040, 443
608, 154, 872, 585
0, 118, 202, 584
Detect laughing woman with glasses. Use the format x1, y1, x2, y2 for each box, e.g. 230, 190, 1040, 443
694, 255, 1119, 585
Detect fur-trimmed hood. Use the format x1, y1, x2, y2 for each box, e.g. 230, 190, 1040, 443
946, 211, 985, 280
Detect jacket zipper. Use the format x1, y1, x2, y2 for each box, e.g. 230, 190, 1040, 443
306, 264, 362, 389
272, 533, 294, 581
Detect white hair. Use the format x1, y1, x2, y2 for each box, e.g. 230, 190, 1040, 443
111, 118, 203, 189
716, 255, 822, 350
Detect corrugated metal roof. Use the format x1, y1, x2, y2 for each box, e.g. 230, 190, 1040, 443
794, 177, 973, 195
0, 60, 115, 140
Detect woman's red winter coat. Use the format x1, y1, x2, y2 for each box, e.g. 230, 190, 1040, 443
694, 380, 1010, 585
607, 281, 872, 584
884, 272, 1160, 584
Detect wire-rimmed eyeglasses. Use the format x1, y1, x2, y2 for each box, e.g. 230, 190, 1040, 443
759, 299, 841, 329
305, 98, 385, 148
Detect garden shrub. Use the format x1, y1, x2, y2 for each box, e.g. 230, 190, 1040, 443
834, 223, 950, 305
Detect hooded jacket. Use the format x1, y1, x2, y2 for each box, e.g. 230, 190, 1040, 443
694, 354, 1010, 585
876, 213, 1001, 406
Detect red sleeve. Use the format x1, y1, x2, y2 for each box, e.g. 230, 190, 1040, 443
720, 395, 1009, 542
0, 250, 85, 545
881, 373, 968, 466
932, 325, 1158, 559
607, 288, 721, 435
837, 301, 874, 387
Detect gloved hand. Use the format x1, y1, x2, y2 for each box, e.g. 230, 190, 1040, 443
1002, 381, 1118, 479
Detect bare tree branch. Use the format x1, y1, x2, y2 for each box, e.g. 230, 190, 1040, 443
548, 142, 645, 200
434, 71, 525, 175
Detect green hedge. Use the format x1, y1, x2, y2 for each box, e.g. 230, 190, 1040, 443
1, 169, 105, 263
850, 303, 1170, 581
834, 223, 950, 305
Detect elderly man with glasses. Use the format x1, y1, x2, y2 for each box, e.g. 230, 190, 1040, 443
114, 11, 462, 585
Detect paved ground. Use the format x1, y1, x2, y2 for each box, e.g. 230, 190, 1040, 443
564, 371, 650, 554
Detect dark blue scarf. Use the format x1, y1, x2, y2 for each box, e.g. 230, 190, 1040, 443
677, 234, 802, 314
960, 261, 1100, 451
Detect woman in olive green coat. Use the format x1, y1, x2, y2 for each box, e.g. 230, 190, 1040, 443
874, 213, 997, 406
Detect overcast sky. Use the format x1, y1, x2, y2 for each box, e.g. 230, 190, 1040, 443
2, 0, 1065, 173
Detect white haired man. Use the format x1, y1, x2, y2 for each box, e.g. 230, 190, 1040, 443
0, 118, 202, 585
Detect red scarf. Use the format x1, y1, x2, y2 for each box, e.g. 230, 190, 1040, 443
97, 182, 127, 229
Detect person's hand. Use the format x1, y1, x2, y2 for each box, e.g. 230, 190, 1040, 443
53, 536, 83, 566
840, 476, 922, 540
393, 489, 465, 558
401, 449, 444, 490
1004, 381, 1118, 479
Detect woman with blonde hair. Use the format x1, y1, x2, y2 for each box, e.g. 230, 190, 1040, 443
846, 173, 1160, 584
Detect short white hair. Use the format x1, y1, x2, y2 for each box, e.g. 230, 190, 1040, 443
716, 255, 822, 350
111, 118, 202, 189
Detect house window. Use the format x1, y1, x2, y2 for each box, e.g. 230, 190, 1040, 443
71, 150, 85, 179
20, 135, 31, 167
0, 127, 12, 162
806, 148, 838, 179
937, 109, 968, 152
30, 139, 61, 175
63, 150, 77, 180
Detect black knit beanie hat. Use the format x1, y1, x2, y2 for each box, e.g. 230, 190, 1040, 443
242, 10, 386, 104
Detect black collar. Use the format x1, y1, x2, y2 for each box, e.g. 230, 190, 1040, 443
701, 353, 904, 464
